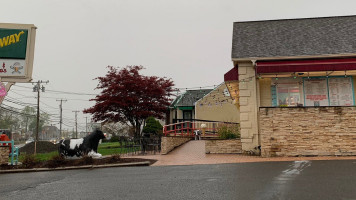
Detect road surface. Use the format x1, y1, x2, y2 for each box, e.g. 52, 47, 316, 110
1, 160, 356, 200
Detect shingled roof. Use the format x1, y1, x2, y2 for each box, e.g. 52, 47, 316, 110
170, 89, 212, 108
232, 15, 356, 60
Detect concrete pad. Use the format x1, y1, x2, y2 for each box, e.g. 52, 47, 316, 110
128, 140, 356, 166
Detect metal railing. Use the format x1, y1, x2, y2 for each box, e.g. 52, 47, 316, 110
163, 119, 239, 137
102, 137, 161, 155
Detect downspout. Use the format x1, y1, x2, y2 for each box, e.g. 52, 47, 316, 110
194, 101, 197, 120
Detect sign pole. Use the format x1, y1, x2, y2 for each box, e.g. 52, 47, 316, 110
0, 80, 15, 105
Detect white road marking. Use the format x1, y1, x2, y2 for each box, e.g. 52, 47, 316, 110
259, 161, 311, 199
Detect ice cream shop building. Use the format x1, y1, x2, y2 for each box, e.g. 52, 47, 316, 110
231, 15, 356, 156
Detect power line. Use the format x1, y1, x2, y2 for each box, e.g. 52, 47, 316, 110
12, 85, 97, 96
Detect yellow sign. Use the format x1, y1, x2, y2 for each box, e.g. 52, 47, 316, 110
0, 31, 25, 48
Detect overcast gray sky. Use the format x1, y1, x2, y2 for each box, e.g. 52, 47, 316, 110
1, 0, 356, 132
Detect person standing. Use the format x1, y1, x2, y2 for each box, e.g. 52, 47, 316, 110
0, 131, 11, 153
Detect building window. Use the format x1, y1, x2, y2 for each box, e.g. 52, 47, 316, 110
271, 76, 355, 107
303, 77, 329, 106
183, 110, 192, 120
272, 78, 303, 107
328, 77, 354, 106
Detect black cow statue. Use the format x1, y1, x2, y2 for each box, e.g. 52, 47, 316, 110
59, 129, 106, 157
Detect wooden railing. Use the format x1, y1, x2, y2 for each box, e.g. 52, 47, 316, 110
163, 120, 239, 137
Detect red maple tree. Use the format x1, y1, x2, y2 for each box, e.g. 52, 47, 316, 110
84, 66, 174, 137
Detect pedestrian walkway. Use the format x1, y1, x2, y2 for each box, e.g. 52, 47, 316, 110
128, 140, 356, 166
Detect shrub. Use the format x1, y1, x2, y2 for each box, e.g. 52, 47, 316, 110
142, 116, 163, 135
78, 156, 94, 165
109, 135, 121, 142
47, 155, 66, 168
217, 124, 240, 139
102, 138, 110, 143
22, 154, 39, 169
108, 154, 121, 163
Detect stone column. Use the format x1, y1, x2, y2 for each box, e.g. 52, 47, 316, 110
237, 61, 259, 152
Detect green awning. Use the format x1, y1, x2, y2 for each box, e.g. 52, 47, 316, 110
178, 106, 194, 110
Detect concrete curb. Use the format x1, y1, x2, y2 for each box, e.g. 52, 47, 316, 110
0, 161, 150, 174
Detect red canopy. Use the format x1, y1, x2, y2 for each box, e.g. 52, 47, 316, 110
224, 67, 239, 82
256, 58, 356, 73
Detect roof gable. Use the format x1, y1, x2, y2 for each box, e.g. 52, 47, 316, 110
232, 15, 356, 60
170, 89, 213, 107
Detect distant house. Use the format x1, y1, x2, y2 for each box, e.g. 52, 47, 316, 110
167, 89, 212, 124
195, 83, 240, 123
78, 131, 90, 138
41, 126, 60, 140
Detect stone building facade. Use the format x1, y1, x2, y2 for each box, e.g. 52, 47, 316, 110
229, 15, 356, 156
205, 139, 242, 154
260, 107, 356, 157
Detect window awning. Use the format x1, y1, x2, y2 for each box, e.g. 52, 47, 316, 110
256, 58, 356, 74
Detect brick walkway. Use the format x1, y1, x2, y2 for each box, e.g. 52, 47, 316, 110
128, 140, 356, 166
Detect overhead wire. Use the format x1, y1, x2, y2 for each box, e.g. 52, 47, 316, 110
12, 85, 97, 96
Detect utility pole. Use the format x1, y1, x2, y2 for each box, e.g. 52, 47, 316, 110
25, 116, 29, 133
56, 99, 67, 139
72, 111, 79, 138
33, 80, 49, 155
85, 116, 88, 135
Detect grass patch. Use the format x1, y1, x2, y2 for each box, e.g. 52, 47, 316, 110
10, 142, 141, 162
98, 142, 122, 149
98, 142, 141, 155
98, 146, 141, 156
16, 151, 59, 162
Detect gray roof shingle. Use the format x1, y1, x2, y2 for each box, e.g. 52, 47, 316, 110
170, 89, 212, 108
232, 15, 356, 59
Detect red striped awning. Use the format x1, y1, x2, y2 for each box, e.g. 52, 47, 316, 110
256, 58, 356, 73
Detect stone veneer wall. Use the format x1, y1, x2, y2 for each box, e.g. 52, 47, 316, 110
161, 136, 192, 155
0, 146, 9, 165
205, 139, 242, 154
260, 107, 356, 157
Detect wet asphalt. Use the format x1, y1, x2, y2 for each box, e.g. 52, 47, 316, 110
1, 160, 356, 200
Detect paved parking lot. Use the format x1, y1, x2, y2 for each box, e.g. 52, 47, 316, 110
2, 159, 356, 200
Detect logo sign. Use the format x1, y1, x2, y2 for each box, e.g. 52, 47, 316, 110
0, 82, 6, 97
0, 29, 28, 59
0, 59, 25, 77
0, 23, 36, 83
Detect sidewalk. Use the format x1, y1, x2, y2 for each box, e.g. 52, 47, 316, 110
128, 140, 356, 166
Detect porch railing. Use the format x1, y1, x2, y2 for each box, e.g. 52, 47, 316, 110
163, 119, 239, 137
